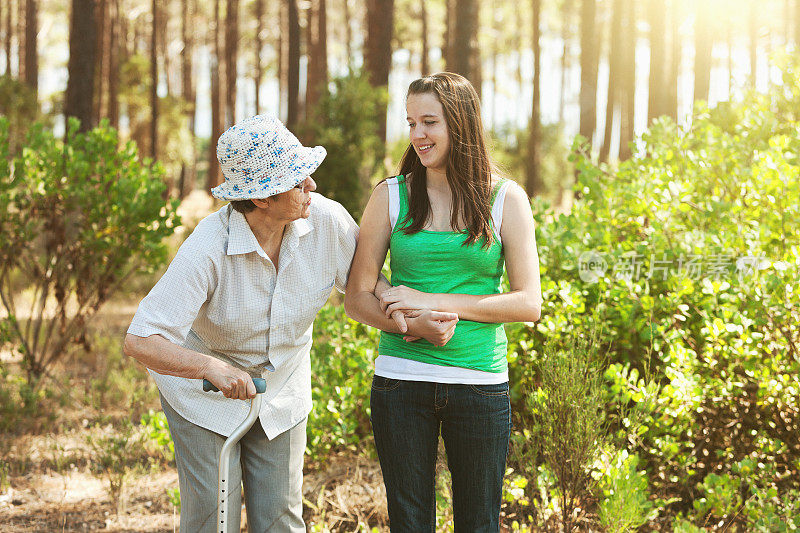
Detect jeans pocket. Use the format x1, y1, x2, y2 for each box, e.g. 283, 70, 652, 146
468, 382, 510, 397
371, 374, 402, 391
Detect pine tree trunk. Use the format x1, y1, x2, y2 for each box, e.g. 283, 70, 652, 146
254, 0, 263, 113
558, 0, 572, 124
151, 0, 158, 159
65, 0, 96, 133
158, 0, 172, 96
180, 0, 196, 198
364, 0, 394, 142
108, 0, 120, 129
526, 0, 543, 197
285, 0, 300, 129
23, 0, 36, 95
93, 0, 107, 123
420, 0, 428, 75
600, 0, 621, 163
17, 0, 24, 81
618, 0, 635, 160
693, 0, 712, 105
209, 0, 223, 192
749, 1, 757, 89
666, 0, 680, 121
447, 0, 480, 94
306, 0, 327, 117
579, 0, 599, 146
225, 0, 238, 126
3, 1, 10, 77
647, 0, 665, 123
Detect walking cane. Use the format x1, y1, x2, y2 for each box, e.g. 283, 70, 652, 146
202, 377, 267, 533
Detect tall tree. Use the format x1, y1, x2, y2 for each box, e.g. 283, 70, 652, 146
65, 0, 97, 133
693, 0, 712, 105
618, 0, 635, 160
17, 0, 24, 80
208, 0, 224, 192
306, 0, 328, 116
647, 0, 666, 123
447, 0, 481, 95
180, 0, 196, 198
23, 0, 36, 95
578, 0, 599, 146
254, 0, 263, 113
2, 1, 9, 76
150, 0, 158, 158
666, 0, 681, 121
108, 0, 120, 129
558, 0, 573, 124
420, 0, 429, 75
364, 0, 394, 141
599, 0, 622, 163
225, 0, 239, 126
93, 0, 108, 123
748, 1, 758, 89
526, 0, 543, 197
283, 0, 300, 128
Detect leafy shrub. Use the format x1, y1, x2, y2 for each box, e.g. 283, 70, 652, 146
596, 450, 655, 532
0, 118, 180, 385
303, 72, 387, 218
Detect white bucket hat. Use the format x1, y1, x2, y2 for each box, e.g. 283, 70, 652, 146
212, 114, 326, 200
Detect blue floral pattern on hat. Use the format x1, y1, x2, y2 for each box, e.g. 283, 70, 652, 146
212, 114, 326, 201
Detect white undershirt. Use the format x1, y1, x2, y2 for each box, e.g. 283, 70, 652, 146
376, 178, 512, 385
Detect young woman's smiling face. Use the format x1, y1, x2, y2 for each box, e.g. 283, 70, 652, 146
406, 92, 450, 173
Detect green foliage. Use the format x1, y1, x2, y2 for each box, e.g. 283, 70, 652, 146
140, 409, 175, 463
507, 55, 800, 528
0, 117, 180, 384
522, 332, 606, 529
86, 419, 143, 515
307, 304, 378, 464
596, 450, 655, 532
0, 75, 41, 153
304, 73, 387, 218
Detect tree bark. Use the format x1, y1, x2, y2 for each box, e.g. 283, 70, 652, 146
306, 0, 327, 117
17, 0, 24, 81
180, 0, 196, 198
23, 0, 37, 95
579, 0, 599, 146
447, 0, 480, 95
558, 0, 572, 124
3, 0, 11, 77
285, 0, 300, 129
618, 0, 635, 160
364, 0, 394, 142
108, 0, 120, 129
225, 0, 239, 126
93, 0, 107, 124
666, 0, 681, 121
420, 0, 429, 75
254, 0, 263, 113
65, 0, 97, 133
208, 0, 223, 192
600, 0, 622, 163
748, 1, 757, 89
150, 0, 158, 158
693, 0, 712, 105
526, 0, 543, 197
647, 0, 666, 123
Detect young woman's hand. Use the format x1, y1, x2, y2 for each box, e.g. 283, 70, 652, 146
380, 285, 438, 316
404, 309, 459, 346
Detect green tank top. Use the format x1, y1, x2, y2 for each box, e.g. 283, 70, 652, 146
378, 175, 508, 373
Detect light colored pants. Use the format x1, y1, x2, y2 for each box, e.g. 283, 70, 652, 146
160, 395, 306, 533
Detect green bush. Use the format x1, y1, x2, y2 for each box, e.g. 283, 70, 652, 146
507, 54, 800, 528
0, 118, 180, 385
303, 72, 387, 218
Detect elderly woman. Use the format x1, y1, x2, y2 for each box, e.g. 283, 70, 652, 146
124, 115, 456, 532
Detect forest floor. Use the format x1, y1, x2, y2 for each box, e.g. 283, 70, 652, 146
0, 292, 393, 532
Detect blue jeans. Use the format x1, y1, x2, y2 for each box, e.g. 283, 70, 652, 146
370, 376, 512, 533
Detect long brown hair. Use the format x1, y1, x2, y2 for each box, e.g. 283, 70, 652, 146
398, 72, 495, 248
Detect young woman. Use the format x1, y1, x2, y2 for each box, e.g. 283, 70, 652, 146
344, 72, 543, 532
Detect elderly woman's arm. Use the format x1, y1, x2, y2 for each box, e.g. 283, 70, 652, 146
345, 182, 459, 346
123, 334, 257, 399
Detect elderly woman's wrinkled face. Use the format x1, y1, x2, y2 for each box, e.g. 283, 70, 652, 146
268, 176, 317, 220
